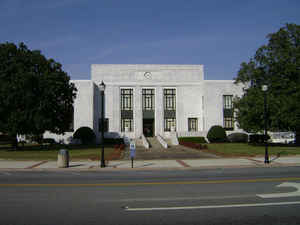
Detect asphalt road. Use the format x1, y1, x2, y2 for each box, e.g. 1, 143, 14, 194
1, 167, 300, 225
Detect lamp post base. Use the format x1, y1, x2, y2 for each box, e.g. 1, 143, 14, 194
264, 144, 269, 164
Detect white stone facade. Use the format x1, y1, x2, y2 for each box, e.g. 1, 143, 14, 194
44, 64, 244, 143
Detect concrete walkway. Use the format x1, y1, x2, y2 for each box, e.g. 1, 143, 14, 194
1, 156, 300, 170
127, 140, 218, 160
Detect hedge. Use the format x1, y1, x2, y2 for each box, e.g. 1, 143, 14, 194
178, 137, 207, 144
228, 133, 248, 143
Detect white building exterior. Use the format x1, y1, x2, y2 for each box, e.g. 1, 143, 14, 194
44, 64, 244, 144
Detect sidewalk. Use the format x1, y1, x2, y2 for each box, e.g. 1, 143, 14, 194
1, 156, 300, 170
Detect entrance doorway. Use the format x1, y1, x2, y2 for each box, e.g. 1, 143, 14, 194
143, 119, 154, 137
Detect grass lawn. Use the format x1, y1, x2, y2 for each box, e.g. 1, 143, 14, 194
0, 144, 115, 161
206, 143, 300, 157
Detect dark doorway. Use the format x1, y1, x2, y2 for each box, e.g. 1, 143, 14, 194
143, 119, 154, 137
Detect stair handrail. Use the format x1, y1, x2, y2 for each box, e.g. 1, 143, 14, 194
157, 135, 168, 149
141, 134, 150, 149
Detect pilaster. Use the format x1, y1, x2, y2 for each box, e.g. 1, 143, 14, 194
155, 86, 164, 136
113, 86, 120, 132
134, 86, 143, 138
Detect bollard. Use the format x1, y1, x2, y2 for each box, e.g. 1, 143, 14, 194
57, 149, 69, 168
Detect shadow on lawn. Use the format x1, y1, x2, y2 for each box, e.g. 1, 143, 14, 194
249, 142, 298, 147
0, 143, 115, 152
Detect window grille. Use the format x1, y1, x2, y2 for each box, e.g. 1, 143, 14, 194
223, 95, 233, 109
164, 89, 176, 110
121, 118, 133, 132
121, 89, 133, 110
142, 89, 155, 110
223, 95, 234, 130
164, 118, 176, 132
224, 117, 234, 130
121, 89, 134, 132
188, 118, 198, 132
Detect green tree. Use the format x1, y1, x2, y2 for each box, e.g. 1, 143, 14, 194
234, 23, 300, 145
0, 42, 77, 149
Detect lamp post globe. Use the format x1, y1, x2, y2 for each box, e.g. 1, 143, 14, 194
100, 81, 106, 167
262, 85, 268, 92
262, 85, 269, 164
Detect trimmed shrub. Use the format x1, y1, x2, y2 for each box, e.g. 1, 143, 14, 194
73, 127, 96, 145
104, 138, 124, 145
249, 134, 270, 144
178, 137, 207, 144
42, 138, 56, 145
207, 125, 228, 143
25, 134, 43, 143
228, 133, 248, 143
0, 134, 13, 144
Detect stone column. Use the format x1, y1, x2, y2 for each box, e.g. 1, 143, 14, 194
113, 86, 120, 133
201, 95, 205, 131
155, 86, 164, 136
134, 86, 143, 138
176, 86, 182, 132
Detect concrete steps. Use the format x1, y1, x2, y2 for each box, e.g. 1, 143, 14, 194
135, 137, 144, 147
166, 138, 173, 146
147, 137, 163, 149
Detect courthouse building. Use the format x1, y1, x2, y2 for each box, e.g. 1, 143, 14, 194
44, 64, 244, 143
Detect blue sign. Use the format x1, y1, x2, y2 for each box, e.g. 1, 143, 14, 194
130, 141, 136, 158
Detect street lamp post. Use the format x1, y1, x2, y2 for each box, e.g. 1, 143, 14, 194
262, 85, 269, 164
99, 81, 106, 168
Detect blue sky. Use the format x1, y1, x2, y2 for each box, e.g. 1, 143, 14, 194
1, 0, 299, 80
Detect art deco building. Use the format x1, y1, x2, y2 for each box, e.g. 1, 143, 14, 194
44, 64, 244, 143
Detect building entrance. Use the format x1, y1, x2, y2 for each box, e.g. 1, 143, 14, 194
143, 119, 154, 137
142, 88, 155, 137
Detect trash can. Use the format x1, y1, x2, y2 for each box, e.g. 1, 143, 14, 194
57, 149, 69, 168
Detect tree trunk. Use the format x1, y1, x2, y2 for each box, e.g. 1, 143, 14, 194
296, 130, 300, 146
11, 135, 19, 150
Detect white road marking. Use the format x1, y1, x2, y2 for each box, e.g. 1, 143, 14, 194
125, 201, 300, 211
70, 172, 81, 176
257, 182, 300, 198
115, 195, 254, 202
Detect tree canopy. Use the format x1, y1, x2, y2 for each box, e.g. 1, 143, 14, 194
234, 23, 300, 144
0, 42, 77, 143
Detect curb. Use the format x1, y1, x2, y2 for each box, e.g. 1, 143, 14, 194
0, 163, 299, 172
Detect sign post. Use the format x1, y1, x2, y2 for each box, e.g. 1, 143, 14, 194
130, 140, 136, 168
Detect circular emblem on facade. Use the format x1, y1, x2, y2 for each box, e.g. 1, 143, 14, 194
144, 72, 152, 79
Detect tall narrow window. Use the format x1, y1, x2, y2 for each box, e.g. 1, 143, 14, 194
188, 118, 198, 132
224, 117, 233, 130
223, 95, 234, 130
164, 118, 176, 132
164, 89, 176, 110
223, 95, 233, 109
121, 119, 133, 132
164, 89, 176, 131
121, 89, 133, 110
142, 89, 155, 110
121, 89, 133, 132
